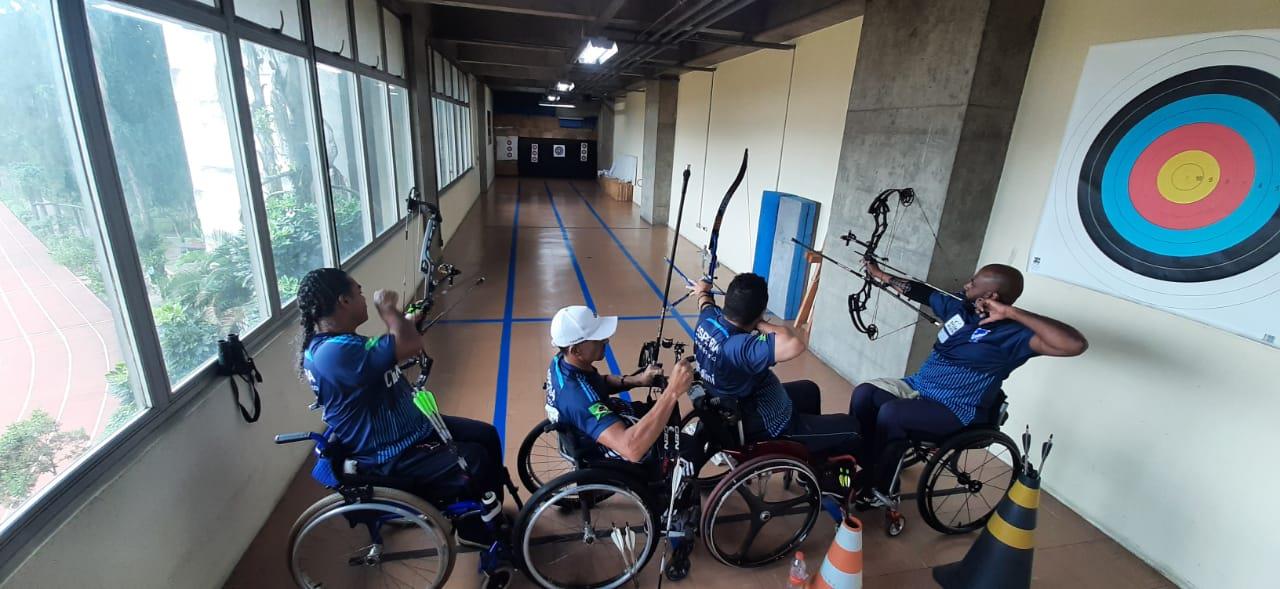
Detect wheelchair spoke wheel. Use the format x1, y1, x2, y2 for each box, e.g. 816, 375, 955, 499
515, 470, 657, 589
701, 456, 821, 568
288, 488, 455, 589
518, 419, 577, 496
917, 429, 1020, 535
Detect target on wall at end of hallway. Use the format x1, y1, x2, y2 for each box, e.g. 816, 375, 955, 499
553, 144, 566, 158
1031, 29, 1280, 347
530, 143, 538, 163
498, 136, 517, 161
580, 142, 588, 162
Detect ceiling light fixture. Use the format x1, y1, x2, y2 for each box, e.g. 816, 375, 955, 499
539, 103, 577, 109
576, 38, 618, 65
555, 81, 575, 92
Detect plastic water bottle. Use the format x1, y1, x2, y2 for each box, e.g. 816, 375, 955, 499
787, 551, 808, 588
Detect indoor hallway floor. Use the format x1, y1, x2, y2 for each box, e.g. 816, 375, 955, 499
225, 177, 1172, 589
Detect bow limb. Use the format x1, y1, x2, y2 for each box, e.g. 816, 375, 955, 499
703, 148, 749, 283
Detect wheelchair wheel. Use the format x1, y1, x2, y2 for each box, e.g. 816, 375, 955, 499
515, 469, 658, 589
917, 429, 1021, 534
517, 419, 575, 495
288, 487, 455, 588
700, 455, 822, 568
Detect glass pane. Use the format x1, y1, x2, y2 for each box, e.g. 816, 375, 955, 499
87, 1, 267, 385
241, 41, 328, 303
310, 0, 351, 58
383, 8, 404, 77
359, 77, 396, 235
236, 0, 301, 40
388, 86, 414, 212
316, 64, 371, 260
433, 99, 444, 189
433, 51, 443, 93
0, 0, 146, 527
354, 0, 380, 68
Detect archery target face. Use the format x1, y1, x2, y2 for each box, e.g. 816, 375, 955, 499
1031, 31, 1280, 347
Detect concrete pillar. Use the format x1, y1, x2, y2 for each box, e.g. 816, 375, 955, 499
808, 0, 1044, 383
640, 78, 678, 226
407, 5, 438, 203
598, 101, 615, 172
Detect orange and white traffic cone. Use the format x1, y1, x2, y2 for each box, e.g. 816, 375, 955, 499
807, 514, 863, 589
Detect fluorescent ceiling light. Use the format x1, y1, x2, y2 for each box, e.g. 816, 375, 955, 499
576, 39, 618, 65
555, 81, 575, 92
539, 103, 576, 109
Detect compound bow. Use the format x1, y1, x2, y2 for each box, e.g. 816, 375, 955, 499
791, 187, 959, 341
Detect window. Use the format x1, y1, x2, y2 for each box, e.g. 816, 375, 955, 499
236, 0, 302, 40
310, 0, 351, 59
241, 41, 329, 303
317, 64, 372, 260
383, 9, 404, 77
360, 77, 397, 234
389, 86, 415, 205
87, 1, 267, 385
353, 0, 381, 69
0, 0, 145, 528
430, 50, 472, 189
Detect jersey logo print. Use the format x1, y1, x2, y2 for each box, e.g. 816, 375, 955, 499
588, 402, 612, 420
969, 328, 992, 343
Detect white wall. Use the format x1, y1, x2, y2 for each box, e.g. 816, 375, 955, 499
981, 2, 1280, 587
611, 91, 646, 204
0, 234, 419, 589
666, 18, 862, 274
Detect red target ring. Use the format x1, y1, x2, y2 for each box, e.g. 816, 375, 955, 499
1128, 122, 1255, 230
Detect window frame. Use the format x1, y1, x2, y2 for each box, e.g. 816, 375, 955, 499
429, 48, 473, 193
0, 0, 421, 576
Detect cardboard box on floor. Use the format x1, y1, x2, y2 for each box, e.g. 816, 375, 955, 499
598, 176, 633, 202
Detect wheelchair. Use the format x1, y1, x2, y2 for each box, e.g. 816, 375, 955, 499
273, 429, 519, 588
869, 390, 1023, 536
513, 384, 840, 588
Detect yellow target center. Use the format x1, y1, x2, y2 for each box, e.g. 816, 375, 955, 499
1156, 150, 1219, 204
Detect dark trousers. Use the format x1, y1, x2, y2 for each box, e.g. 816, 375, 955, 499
744, 380, 862, 456
849, 382, 964, 493
374, 415, 506, 504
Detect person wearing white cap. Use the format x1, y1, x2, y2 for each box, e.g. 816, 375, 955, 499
545, 305, 694, 464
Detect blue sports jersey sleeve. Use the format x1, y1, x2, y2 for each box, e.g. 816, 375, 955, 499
561, 381, 622, 442
725, 331, 776, 375
928, 291, 965, 319
1002, 325, 1039, 365
325, 334, 399, 387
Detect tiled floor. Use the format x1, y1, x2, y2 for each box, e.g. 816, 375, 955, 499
225, 178, 1172, 588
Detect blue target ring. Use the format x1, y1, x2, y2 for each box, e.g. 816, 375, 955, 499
1099, 94, 1280, 257
1079, 65, 1280, 282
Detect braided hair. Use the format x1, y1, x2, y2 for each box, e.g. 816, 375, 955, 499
297, 268, 352, 376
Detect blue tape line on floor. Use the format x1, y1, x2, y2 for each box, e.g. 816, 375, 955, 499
566, 181, 697, 338
492, 181, 522, 445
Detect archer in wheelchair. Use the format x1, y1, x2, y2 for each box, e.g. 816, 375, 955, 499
281, 268, 517, 588
690, 273, 862, 461
850, 261, 1088, 530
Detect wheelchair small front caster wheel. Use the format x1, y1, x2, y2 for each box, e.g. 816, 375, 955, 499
885, 511, 906, 537
665, 542, 693, 581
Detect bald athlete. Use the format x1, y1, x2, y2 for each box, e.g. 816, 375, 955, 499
849, 262, 1087, 503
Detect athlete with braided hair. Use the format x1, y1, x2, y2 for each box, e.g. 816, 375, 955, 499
297, 268, 509, 557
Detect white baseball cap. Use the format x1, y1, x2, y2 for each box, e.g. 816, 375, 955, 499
550, 305, 618, 347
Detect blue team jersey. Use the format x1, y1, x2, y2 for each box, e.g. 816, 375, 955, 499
303, 333, 433, 464
904, 293, 1039, 425
693, 306, 793, 437
544, 354, 637, 460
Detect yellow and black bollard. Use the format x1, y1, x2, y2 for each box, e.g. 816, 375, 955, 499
932, 470, 1041, 589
